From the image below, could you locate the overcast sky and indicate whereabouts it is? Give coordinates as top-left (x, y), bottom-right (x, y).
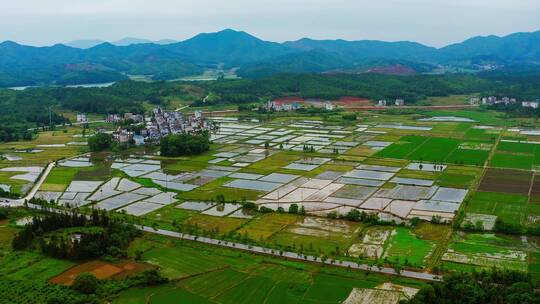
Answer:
top-left (2, 0), bottom-right (540, 47)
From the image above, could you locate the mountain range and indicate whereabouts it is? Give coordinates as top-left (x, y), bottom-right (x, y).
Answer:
top-left (65, 38), bottom-right (178, 49)
top-left (1, 28), bottom-right (540, 87)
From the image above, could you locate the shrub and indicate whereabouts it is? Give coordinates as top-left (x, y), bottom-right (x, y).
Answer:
top-left (72, 273), bottom-right (98, 294)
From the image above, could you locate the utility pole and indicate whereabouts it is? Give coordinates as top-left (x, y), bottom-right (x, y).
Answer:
top-left (48, 106), bottom-right (52, 130)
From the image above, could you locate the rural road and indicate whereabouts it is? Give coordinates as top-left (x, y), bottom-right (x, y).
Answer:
top-left (27, 120), bottom-right (106, 131)
top-left (140, 226), bottom-right (441, 282)
top-left (1, 162), bottom-right (440, 282)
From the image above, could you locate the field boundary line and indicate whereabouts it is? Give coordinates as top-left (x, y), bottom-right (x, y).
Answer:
top-left (174, 265), bottom-right (230, 283)
top-left (527, 173), bottom-right (535, 204)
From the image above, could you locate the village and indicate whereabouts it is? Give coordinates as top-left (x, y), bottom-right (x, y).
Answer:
top-left (470, 96), bottom-right (540, 108)
top-left (77, 108), bottom-right (213, 146)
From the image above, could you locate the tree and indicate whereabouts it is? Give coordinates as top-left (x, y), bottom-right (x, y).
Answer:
top-left (139, 269), bottom-right (168, 286)
top-left (160, 132), bottom-right (210, 157)
top-left (288, 203), bottom-right (299, 214)
top-left (72, 273), bottom-right (99, 294)
top-left (88, 133), bottom-right (113, 151)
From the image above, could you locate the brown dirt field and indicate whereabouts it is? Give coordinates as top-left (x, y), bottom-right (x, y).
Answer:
top-left (530, 175), bottom-right (540, 199)
top-left (336, 97), bottom-right (373, 108)
top-left (478, 168), bottom-right (532, 195)
top-left (50, 260), bottom-right (154, 285)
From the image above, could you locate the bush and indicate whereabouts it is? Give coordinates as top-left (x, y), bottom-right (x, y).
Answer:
top-left (139, 269), bottom-right (168, 286)
top-left (259, 206), bottom-right (274, 213)
top-left (288, 204), bottom-right (299, 214)
top-left (72, 273), bottom-right (98, 294)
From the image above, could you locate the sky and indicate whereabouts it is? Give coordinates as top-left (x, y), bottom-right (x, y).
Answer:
top-left (2, 0), bottom-right (540, 47)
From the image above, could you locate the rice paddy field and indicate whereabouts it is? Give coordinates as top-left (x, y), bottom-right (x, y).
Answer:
top-left (2, 108), bottom-right (540, 302)
top-left (113, 234), bottom-right (426, 304)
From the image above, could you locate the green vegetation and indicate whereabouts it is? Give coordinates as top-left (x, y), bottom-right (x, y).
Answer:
top-left (88, 133), bottom-right (114, 152)
top-left (12, 207), bottom-right (141, 260)
top-left (408, 270), bottom-right (540, 304)
top-left (160, 132), bottom-right (211, 157)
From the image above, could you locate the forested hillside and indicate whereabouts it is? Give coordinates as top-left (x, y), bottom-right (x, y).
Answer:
top-left (2, 72), bottom-right (540, 143)
top-left (2, 29), bottom-right (540, 86)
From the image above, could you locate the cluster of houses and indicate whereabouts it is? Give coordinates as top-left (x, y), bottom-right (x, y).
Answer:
top-left (76, 113), bottom-right (88, 123)
top-left (266, 97), bottom-right (335, 111)
top-left (110, 108), bottom-right (211, 146)
top-left (470, 96), bottom-right (539, 109)
top-left (265, 97), bottom-right (406, 112)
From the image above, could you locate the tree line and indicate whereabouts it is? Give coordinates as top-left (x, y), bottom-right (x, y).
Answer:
top-left (407, 269), bottom-right (540, 304)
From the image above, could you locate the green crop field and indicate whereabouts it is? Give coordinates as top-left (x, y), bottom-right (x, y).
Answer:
top-left (41, 167), bottom-right (79, 191)
top-left (446, 149), bottom-right (489, 166)
top-left (374, 135), bottom-right (427, 159)
top-left (491, 153), bottom-right (534, 170)
top-left (384, 227), bottom-right (435, 267)
top-left (466, 191), bottom-right (529, 225)
top-left (4, 105), bottom-right (540, 303)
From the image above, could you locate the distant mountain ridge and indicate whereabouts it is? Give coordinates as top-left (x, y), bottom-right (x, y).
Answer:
top-left (66, 37), bottom-right (178, 49)
top-left (1, 28), bottom-right (540, 86)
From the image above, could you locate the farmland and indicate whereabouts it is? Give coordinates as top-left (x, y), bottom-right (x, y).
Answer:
top-left (1, 106), bottom-right (540, 303)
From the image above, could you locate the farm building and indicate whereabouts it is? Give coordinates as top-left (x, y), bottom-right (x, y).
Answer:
top-left (267, 97), bottom-right (304, 111)
top-left (522, 101), bottom-right (539, 109)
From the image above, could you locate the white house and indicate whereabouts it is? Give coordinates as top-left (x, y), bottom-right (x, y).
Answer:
top-left (522, 101), bottom-right (539, 109)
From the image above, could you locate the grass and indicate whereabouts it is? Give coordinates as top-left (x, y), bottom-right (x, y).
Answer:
top-left (236, 213), bottom-right (300, 241)
top-left (416, 95), bottom-right (470, 106)
top-left (466, 192), bottom-right (529, 226)
top-left (150, 287), bottom-right (211, 303)
top-left (446, 149), bottom-right (489, 166)
top-left (437, 166), bottom-right (481, 189)
top-left (407, 137), bottom-right (460, 162)
top-left (181, 268), bottom-right (249, 298)
top-left (138, 244), bottom-right (229, 279)
top-left (243, 152), bottom-right (302, 175)
top-left (145, 205), bottom-right (194, 226)
top-left (185, 214), bottom-right (248, 235)
top-left (498, 141), bottom-right (536, 154)
top-left (270, 231), bottom-right (349, 257)
top-left (375, 135), bottom-right (427, 159)
top-left (0, 171), bottom-right (29, 194)
top-left (0, 127), bottom-right (86, 166)
top-left (529, 251), bottom-right (540, 280)
top-left (444, 232), bottom-right (529, 272)
top-left (384, 227), bottom-right (435, 268)
top-left (413, 222), bottom-right (451, 241)
top-left (123, 233), bottom-right (425, 303)
top-left (0, 251), bottom-right (75, 282)
top-left (217, 276), bottom-right (275, 304)
top-left (491, 153), bottom-right (534, 170)
top-left (40, 167), bottom-right (78, 191)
